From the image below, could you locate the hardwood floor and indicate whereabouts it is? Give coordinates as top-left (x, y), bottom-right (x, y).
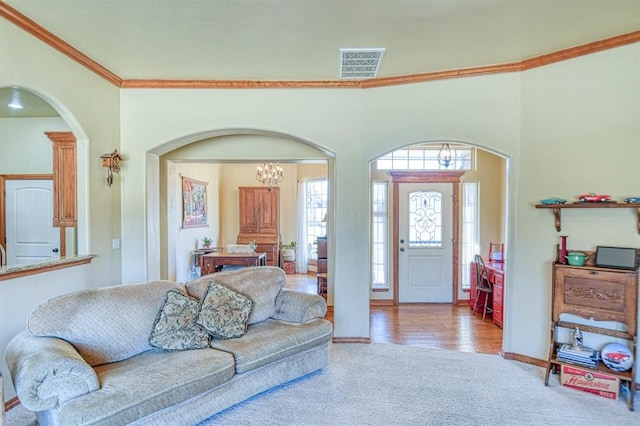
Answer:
top-left (285, 273), bottom-right (503, 355)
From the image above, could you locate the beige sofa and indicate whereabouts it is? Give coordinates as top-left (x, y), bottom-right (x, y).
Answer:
top-left (5, 267), bottom-right (332, 425)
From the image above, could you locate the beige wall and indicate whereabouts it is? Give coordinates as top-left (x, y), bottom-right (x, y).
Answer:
top-left (513, 44), bottom-right (640, 358)
top-left (0, 117), bottom-right (67, 172)
top-left (1, 19), bottom-right (121, 399)
top-left (462, 148), bottom-right (507, 256)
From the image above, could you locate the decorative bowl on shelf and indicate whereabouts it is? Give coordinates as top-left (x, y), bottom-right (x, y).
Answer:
top-left (601, 342), bottom-right (633, 372)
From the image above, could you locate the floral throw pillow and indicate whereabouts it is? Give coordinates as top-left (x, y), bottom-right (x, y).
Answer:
top-left (149, 289), bottom-right (210, 351)
top-left (197, 281), bottom-right (253, 339)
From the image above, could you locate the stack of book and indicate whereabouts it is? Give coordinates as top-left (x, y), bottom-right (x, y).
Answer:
top-left (557, 344), bottom-right (599, 369)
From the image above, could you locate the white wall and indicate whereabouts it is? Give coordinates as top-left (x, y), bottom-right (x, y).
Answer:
top-left (1, 19), bottom-right (121, 399)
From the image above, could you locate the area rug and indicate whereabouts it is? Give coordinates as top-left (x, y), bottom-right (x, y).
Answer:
top-left (6, 343), bottom-right (640, 425)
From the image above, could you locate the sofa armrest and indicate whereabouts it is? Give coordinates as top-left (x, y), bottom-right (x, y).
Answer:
top-left (272, 289), bottom-right (327, 323)
top-left (5, 331), bottom-right (100, 411)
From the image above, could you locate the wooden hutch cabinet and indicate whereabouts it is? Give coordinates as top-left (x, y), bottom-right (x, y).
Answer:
top-left (544, 262), bottom-right (638, 410)
top-left (236, 187), bottom-right (280, 266)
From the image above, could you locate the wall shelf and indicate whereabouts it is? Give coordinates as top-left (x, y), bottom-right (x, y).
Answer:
top-left (535, 203), bottom-right (640, 234)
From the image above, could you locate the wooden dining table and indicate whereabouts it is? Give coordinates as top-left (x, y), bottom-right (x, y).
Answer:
top-left (200, 251), bottom-right (267, 275)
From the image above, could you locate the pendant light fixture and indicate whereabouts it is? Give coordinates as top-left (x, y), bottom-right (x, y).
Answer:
top-left (437, 143), bottom-right (455, 169)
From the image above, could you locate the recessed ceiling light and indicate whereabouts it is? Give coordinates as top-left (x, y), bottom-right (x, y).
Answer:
top-left (8, 87), bottom-right (24, 109)
top-left (339, 48), bottom-right (385, 79)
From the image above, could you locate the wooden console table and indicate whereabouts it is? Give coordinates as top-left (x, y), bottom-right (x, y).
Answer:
top-left (200, 252), bottom-right (267, 276)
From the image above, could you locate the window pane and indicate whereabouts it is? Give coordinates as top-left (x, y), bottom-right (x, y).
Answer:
top-left (371, 181), bottom-right (388, 289)
top-left (408, 190), bottom-right (442, 248)
top-left (461, 182), bottom-right (479, 290)
top-left (376, 146), bottom-right (473, 171)
top-left (305, 179), bottom-right (328, 260)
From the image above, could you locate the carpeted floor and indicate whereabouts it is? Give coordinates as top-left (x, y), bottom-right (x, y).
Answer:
top-left (6, 343), bottom-right (640, 425)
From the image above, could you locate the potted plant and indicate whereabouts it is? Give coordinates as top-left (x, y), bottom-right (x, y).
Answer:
top-left (201, 237), bottom-right (212, 249)
top-left (281, 241), bottom-right (296, 262)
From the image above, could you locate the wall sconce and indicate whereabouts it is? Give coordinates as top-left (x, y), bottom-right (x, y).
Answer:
top-left (101, 149), bottom-right (123, 186)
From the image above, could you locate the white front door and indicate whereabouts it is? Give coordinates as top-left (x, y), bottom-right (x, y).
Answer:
top-left (398, 183), bottom-right (453, 303)
top-left (5, 179), bottom-right (61, 265)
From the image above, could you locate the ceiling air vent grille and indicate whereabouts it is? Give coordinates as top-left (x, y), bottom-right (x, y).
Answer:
top-left (339, 48), bottom-right (385, 79)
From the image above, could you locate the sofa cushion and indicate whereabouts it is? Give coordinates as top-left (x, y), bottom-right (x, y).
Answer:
top-left (197, 281), bottom-right (253, 339)
top-left (28, 280), bottom-right (183, 366)
top-left (49, 348), bottom-right (236, 425)
top-left (186, 266), bottom-right (286, 325)
top-left (149, 289), bottom-right (210, 351)
top-left (210, 318), bottom-right (333, 374)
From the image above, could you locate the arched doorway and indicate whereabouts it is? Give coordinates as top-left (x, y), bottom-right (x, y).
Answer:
top-left (144, 130), bottom-right (336, 298)
top-left (368, 142), bottom-right (509, 352)
top-left (0, 86), bottom-right (90, 263)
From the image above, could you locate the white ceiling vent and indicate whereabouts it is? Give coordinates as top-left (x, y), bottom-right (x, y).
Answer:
top-left (339, 48), bottom-right (385, 79)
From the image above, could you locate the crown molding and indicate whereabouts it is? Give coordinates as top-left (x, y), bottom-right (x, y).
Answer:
top-left (1, 1), bottom-right (638, 89)
top-left (0, 1), bottom-right (122, 87)
top-left (521, 30), bottom-right (640, 70)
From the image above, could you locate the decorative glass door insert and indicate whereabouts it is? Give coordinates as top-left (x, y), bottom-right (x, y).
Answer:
top-left (408, 190), bottom-right (443, 248)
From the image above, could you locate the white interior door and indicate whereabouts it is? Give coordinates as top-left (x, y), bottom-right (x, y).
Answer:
top-left (398, 183), bottom-right (453, 303)
top-left (5, 179), bottom-right (60, 265)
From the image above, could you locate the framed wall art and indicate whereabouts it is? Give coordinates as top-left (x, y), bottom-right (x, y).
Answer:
top-left (182, 176), bottom-right (208, 228)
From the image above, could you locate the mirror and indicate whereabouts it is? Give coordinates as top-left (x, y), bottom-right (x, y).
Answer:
top-left (0, 86), bottom-right (78, 266)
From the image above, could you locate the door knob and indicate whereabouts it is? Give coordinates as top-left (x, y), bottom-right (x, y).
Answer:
top-left (400, 247), bottom-right (405, 252)
top-left (52, 248), bottom-right (59, 253)
top-left (400, 239), bottom-right (405, 243)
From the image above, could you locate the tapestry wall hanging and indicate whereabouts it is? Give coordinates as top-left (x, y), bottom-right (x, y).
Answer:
top-left (182, 176), bottom-right (208, 228)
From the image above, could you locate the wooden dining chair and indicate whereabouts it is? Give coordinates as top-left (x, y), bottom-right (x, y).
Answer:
top-left (473, 254), bottom-right (494, 321)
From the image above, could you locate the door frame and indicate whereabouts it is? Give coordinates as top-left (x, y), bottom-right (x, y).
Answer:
top-left (390, 171), bottom-right (464, 306)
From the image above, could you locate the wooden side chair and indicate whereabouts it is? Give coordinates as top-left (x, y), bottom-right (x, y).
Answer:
top-left (473, 254), bottom-right (493, 321)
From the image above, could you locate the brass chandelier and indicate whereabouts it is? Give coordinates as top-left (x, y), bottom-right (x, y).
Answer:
top-left (256, 162), bottom-right (284, 191)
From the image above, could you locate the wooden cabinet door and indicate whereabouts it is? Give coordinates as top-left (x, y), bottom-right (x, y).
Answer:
top-left (256, 188), bottom-right (279, 234)
top-left (239, 187), bottom-right (279, 235)
top-left (47, 132), bottom-right (77, 227)
top-left (239, 188), bottom-right (260, 234)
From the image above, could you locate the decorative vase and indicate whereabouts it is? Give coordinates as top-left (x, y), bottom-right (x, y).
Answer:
top-left (282, 249), bottom-right (295, 262)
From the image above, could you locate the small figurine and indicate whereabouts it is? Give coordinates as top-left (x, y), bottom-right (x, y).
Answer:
top-left (572, 327), bottom-right (583, 348)
top-left (578, 193), bottom-right (611, 203)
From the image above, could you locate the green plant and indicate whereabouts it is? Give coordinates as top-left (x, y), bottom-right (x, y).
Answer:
top-left (201, 237), bottom-right (212, 247)
top-left (282, 241), bottom-right (297, 250)
top-left (249, 241), bottom-right (258, 252)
